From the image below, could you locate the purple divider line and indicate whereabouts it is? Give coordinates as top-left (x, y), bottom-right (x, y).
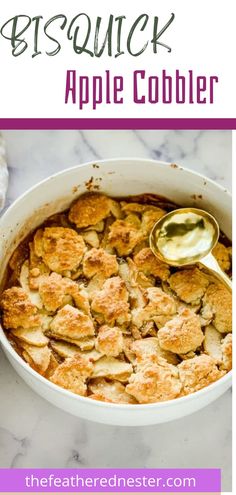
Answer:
top-left (0, 118), bottom-right (235, 130)
top-left (0, 468), bottom-right (221, 493)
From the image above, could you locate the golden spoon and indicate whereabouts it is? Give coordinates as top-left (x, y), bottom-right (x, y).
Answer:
top-left (150, 207), bottom-right (232, 291)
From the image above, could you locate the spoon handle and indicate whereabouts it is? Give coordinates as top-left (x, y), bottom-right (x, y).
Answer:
top-left (200, 253), bottom-right (232, 292)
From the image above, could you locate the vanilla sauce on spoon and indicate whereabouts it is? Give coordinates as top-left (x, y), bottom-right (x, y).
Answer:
top-left (150, 208), bottom-right (231, 290)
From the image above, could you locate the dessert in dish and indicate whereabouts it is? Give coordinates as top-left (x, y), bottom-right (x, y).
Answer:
top-left (0, 192), bottom-right (232, 404)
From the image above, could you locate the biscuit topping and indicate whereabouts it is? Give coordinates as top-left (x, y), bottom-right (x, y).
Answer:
top-left (168, 268), bottom-right (209, 305)
top-left (126, 360), bottom-right (182, 403)
top-left (212, 242), bottom-right (231, 272)
top-left (50, 304), bottom-right (94, 340)
top-left (69, 193), bottom-right (111, 228)
top-left (201, 283), bottom-right (232, 333)
top-left (51, 356), bottom-right (93, 396)
top-left (134, 248), bottom-right (170, 280)
top-left (158, 308), bottom-right (204, 354)
top-left (178, 354), bottom-right (225, 395)
top-left (0, 287), bottom-right (41, 329)
top-left (91, 276), bottom-right (130, 325)
top-left (0, 192), bottom-right (231, 404)
top-left (34, 227), bottom-right (85, 274)
top-left (108, 220), bottom-right (143, 256)
top-left (132, 287), bottom-right (177, 329)
top-left (83, 248), bottom-right (118, 278)
top-left (39, 272), bottom-right (90, 314)
top-left (95, 325), bottom-right (123, 357)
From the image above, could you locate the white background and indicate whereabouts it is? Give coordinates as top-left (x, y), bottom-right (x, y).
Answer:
top-left (0, 0), bottom-right (235, 118)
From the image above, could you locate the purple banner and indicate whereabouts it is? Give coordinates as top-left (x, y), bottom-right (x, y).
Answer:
top-left (0, 117), bottom-right (235, 129)
top-left (0, 468), bottom-right (221, 493)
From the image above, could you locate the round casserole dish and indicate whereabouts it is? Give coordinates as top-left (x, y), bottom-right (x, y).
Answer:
top-left (0, 158), bottom-right (232, 426)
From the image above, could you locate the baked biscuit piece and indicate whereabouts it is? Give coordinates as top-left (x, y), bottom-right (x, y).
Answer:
top-left (91, 276), bottom-right (130, 325)
top-left (50, 304), bottom-right (94, 340)
top-left (34, 227), bottom-right (85, 274)
top-left (69, 193), bottom-right (111, 228)
top-left (168, 268), bottom-right (209, 305)
top-left (0, 287), bottom-right (41, 329)
top-left (39, 273), bottom-right (71, 312)
top-left (178, 354), bottom-right (225, 395)
top-left (158, 308), bottom-right (204, 355)
top-left (95, 325), bottom-right (123, 357)
top-left (83, 248), bottom-right (118, 279)
top-left (39, 272), bottom-right (90, 314)
top-left (132, 287), bottom-right (177, 329)
top-left (221, 334), bottom-right (232, 371)
top-left (134, 248), bottom-right (170, 281)
top-left (126, 359), bottom-right (182, 403)
top-left (108, 220), bottom-right (143, 256)
top-left (212, 242), bottom-right (231, 272)
top-left (89, 378), bottom-right (136, 404)
top-left (201, 283), bottom-right (232, 333)
top-left (50, 355), bottom-right (93, 396)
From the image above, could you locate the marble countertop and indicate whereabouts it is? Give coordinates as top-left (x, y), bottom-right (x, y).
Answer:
top-left (0, 130), bottom-right (232, 490)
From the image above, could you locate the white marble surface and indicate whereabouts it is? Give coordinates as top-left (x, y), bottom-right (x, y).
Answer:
top-left (0, 130), bottom-right (232, 490)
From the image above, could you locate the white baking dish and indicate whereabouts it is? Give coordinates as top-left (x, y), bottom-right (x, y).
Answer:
top-left (0, 158), bottom-right (232, 426)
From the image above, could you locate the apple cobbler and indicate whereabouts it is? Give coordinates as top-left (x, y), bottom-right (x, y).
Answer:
top-left (0, 193), bottom-right (232, 404)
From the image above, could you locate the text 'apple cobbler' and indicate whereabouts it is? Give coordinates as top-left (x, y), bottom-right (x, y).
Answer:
top-left (0, 192), bottom-right (232, 404)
